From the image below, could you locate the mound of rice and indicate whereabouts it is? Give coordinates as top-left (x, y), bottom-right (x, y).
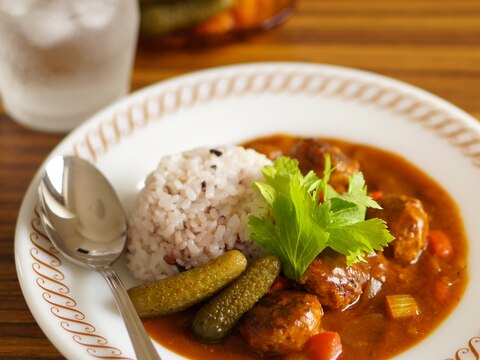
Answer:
top-left (127, 145), bottom-right (272, 282)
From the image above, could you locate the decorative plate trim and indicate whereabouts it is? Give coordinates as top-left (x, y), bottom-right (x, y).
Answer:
top-left (445, 336), bottom-right (480, 360)
top-left (70, 70), bottom-right (480, 167)
top-left (30, 206), bottom-right (133, 360)
top-left (27, 67), bottom-right (479, 358)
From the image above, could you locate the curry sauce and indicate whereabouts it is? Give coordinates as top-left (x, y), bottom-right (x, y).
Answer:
top-left (144, 135), bottom-right (468, 360)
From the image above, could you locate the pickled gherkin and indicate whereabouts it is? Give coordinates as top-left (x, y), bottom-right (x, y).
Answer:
top-left (140, 0), bottom-right (235, 35)
top-left (191, 255), bottom-right (281, 343)
top-left (128, 250), bottom-right (247, 318)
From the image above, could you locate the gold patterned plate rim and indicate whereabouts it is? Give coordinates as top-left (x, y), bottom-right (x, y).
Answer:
top-left (14, 62), bottom-right (480, 360)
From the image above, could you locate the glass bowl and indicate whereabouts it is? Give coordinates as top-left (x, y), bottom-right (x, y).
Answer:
top-left (139, 0), bottom-right (296, 48)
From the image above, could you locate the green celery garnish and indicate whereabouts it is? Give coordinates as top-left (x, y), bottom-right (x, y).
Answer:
top-left (248, 156), bottom-right (394, 281)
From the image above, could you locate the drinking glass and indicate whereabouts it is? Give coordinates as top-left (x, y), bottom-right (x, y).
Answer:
top-left (0, 0), bottom-right (139, 133)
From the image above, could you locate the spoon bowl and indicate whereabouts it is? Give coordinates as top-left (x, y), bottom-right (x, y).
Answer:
top-left (39, 156), bottom-right (126, 268)
top-left (38, 155), bottom-right (160, 360)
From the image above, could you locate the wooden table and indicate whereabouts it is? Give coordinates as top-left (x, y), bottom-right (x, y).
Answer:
top-left (1, 0), bottom-right (479, 358)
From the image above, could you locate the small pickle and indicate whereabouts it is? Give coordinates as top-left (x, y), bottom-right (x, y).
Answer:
top-left (128, 250), bottom-right (247, 318)
top-left (140, 0), bottom-right (235, 35)
top-left (191, 254), bottom-right (281, 343)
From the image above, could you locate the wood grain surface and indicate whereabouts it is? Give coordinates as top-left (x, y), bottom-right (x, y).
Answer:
top-left (0, 0), bottom-right (479, 358)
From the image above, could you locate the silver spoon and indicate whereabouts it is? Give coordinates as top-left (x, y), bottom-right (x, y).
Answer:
top-left (38, 155), bottom-right (160, 360)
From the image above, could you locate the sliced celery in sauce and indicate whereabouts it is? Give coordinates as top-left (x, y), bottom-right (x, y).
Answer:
top-left (386, 294), bottom-right (419, 319)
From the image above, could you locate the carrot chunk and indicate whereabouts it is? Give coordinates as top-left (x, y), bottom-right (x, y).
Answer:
top-left (368, 191), bottom-right (384, 200)
top-left (428, 230), bottom-right (453, 259)
top-left (303, 332), bottom-right (342, 360)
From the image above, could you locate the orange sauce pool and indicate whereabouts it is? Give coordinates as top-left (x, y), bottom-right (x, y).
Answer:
top-left (144, 135), bottom-right (468, 360)
top-left (144, 310), bottom-right (267, 360)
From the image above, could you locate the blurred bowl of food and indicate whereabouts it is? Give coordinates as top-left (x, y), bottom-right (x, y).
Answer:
top-left (139, 0), bottom-right (296, 47)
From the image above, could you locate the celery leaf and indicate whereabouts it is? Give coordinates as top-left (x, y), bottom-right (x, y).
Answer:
top-left (248, 156), bottom-right (394, 281)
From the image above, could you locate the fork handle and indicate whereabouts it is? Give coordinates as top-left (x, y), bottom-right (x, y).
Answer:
top-left (101, 266), bottom-right (161, 360)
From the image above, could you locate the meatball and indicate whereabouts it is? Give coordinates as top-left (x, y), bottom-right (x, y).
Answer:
top-left (299, 251), bottom-right (370, 310)
top-left (239, 291), bottom-right (323, 354)
top-left (367, 194), bottom-right (429, 264)
top-left (290, 138), bottom-right (360, 193)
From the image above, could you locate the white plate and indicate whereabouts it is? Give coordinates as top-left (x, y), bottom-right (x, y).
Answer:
top-left (15, 62), bottom-right (480, 360)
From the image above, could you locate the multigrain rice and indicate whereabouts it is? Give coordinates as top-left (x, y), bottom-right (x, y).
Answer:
top-left (127, 146), bottom-right (272, 282)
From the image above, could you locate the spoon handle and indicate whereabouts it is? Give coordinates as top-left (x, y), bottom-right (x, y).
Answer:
top-left (101, 266), bottom-right (161, 360)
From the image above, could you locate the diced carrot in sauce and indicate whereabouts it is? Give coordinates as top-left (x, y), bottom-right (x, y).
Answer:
top-left (428, 230), bottom-right (453, 259)
top-left (303, 332), bottom-right (342, 360)
top-left (193, 11), bottom-right (236, 35)
top-left (368, 191), bottom-right (384, 200)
